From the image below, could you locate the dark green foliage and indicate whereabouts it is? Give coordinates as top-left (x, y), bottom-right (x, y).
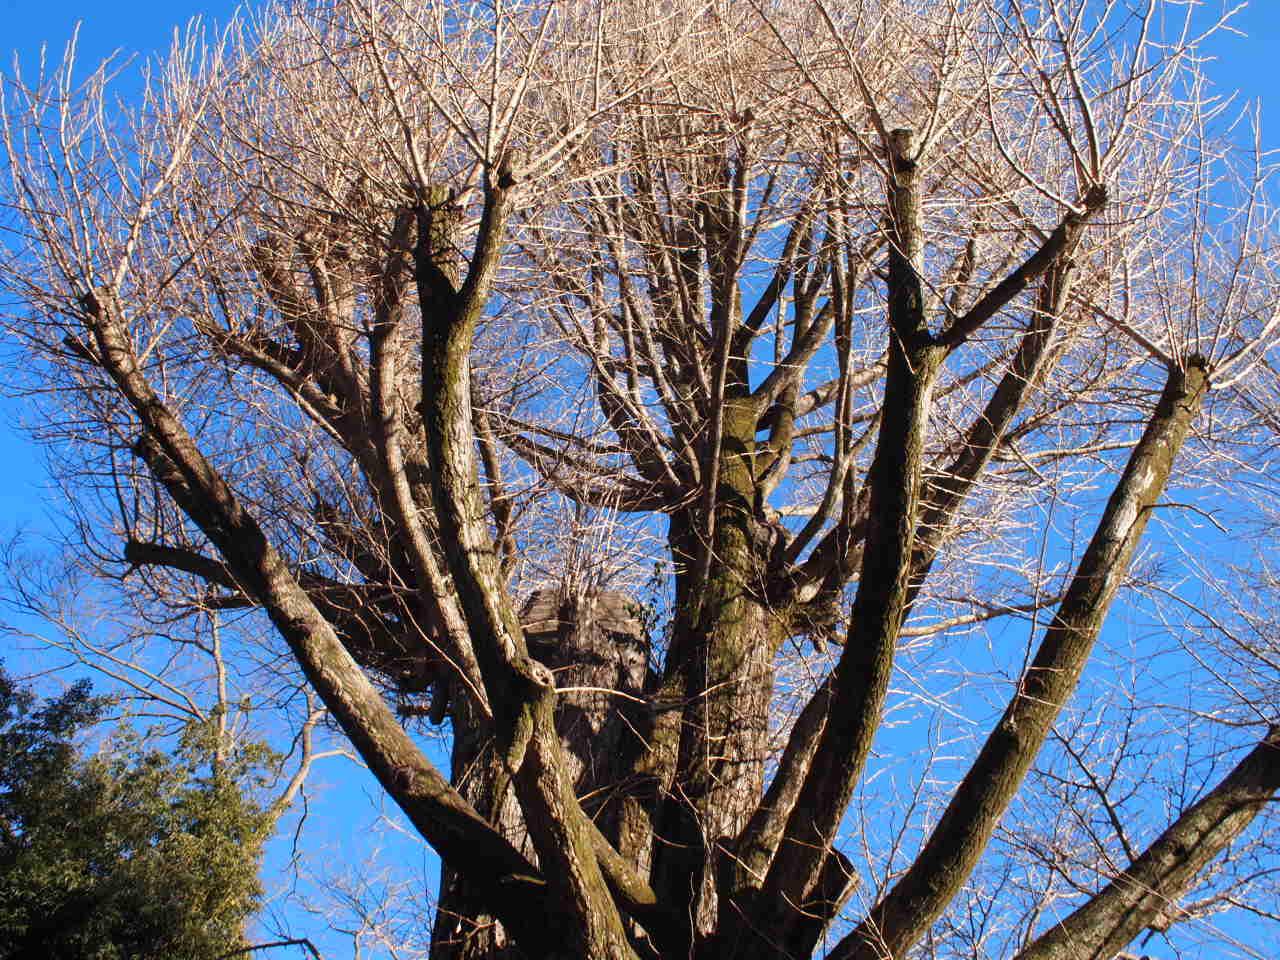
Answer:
top-left (0, 666), bottom-right (274, 960)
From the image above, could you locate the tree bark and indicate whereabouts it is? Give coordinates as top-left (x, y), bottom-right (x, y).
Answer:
top-left (80, 289), bottom-right (573, 957)
top-left (1015, 725), bottom-right (1280, 960)
top-left (750, 130), bottom-right (944, 952)
top-left (830, 358), bottom-right (1210, 960)
top-left (648, 441), bottom-right (788, 941)
top-left (415, 167), bottom-right (638, 959)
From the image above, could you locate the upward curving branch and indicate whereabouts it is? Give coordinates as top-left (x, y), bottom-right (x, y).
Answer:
top-left (78, 287), bottom-right (568, 956)
top-left (831, 357), bottom-right (1211, 960)
top-left (415, 167), bottom-right (639, 959)
top-left (752, 128), bottom-right (947, 951)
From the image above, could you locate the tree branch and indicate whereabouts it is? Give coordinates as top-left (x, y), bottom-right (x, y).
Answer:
top-left (750, 129), bottom-right (945, 948)
top-left (78, 287), bottom-right (568, 956)
top-left (938, 185), bottom-right (1105, 349)
top-left (831, 358), bottom-right (1210, 960)
top-left (1015, 725), bottom-right (1280, 960)
top-left (415, 170), bottom-right (638, 958)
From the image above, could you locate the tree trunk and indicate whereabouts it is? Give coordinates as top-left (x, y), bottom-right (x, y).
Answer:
top-left (431, 590), bottom-right (647, 960)
top-left (649, 488), bottom-right (787, 939)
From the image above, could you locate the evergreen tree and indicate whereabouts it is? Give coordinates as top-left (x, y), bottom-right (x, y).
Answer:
top-left (0, 666), bottom-right (273, 960)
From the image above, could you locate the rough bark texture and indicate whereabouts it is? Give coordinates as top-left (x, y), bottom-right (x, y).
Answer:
top-left (416, 170), bottom-right (639, 959)
top-left (82, 291), bottom-right (574, 957)
top-left (1015, 725), bottom-right (1280, 960)
top-left (524, 590), bottom-right (649, 843)
top-left (430, 692), bottom-right (525, 960)
top-left (432, 590), bottom-right (647, 960)
top-left (751, 131), bottom-right (944, 955)
top-left (830, 359), bottom-right (1211, 960)
top-left (648, 436), bottom-right (789, 941)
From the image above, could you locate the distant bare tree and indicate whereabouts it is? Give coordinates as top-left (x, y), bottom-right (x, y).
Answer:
top-left (2, 0), bottom-right (1278, 958)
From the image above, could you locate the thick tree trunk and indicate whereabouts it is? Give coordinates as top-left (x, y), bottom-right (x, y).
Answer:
top-left (648, 473), bottom-right (788, 940)
top-left (430, 590), bottom-right (647, 960)
top-left (430, 693), bottom-right (525, 960)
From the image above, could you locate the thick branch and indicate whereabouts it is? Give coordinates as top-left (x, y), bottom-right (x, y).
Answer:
top-left (415, 173), bottom-right (637, 958)
top-left (80, 288), bottom-right (565, 956)
top-left (908, 263), bottom-right (1076, 602)
top-left (752, 128), bottom-right (944, 936)
top-left (831, 358), bottom-right (1210, 960)
top-left (730, 675), bottom-right (833, 893)
top-left (124, 538), bottom-right (239, 591)
top-left (938, 186), bottom-right (1105, 348)
top-left (1015, 725), bottom-right (1280, 960)
top-left (369, 204), bottom-right (488, 716)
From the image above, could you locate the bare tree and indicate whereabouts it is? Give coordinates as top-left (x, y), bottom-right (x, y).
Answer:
top-left (1, 0), bottom-right (1278, 958)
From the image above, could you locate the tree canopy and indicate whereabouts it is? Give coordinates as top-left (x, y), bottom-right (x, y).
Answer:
top-left (1, 0), bottom-right (1278, 957)
top-left (0, 666), bottom-right (273, 960)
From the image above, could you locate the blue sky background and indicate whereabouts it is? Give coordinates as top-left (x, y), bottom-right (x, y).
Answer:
top-left (1, 1), bottom-right (1279, 957)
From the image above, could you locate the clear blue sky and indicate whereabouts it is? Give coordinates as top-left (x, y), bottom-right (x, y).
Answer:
top-left (1, 1), bottom-right (1278, 957)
